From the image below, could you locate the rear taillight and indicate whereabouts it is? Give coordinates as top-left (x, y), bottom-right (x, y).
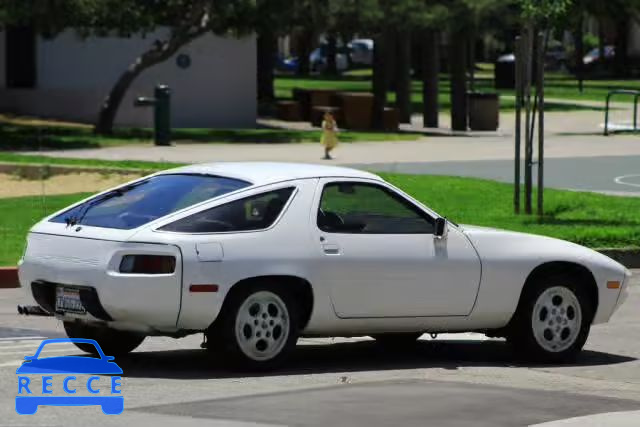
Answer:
top-left (119, 255), bottom-right (176, 274)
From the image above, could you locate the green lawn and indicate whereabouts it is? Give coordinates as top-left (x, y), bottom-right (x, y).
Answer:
top-left (2, 173), bottom-right (639, 266)
top-left (275, 72), bottom-right (638, 112)
top-left (0, 152), bottom-right (184, 171)
top-left (0, 115), bottom-right (422, 151)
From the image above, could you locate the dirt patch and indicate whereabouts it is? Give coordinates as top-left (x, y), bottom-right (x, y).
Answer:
top-left (0, 172), bottom-right (142, 198)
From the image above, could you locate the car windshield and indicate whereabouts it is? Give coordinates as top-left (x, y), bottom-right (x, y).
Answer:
top-left (50, 174), bottom-right (251, 230)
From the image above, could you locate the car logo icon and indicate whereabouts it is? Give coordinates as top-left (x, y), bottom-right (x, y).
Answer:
top-left (16, 338), bottom-right (123, 415)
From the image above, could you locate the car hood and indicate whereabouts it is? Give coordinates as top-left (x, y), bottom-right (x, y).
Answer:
top-left (459, 224), bottom-right (626, 271)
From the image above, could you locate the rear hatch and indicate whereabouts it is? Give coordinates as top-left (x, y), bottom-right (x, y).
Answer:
top-left (20, 226), bottom-right (183, 330)
top-left (18, 172), bottom-right (253, 330)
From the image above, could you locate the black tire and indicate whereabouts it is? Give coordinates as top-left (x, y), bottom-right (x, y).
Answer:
top-left (63, 321), bottom-right (145, 356)
top-left (371, 333), bottom-right (422, 347)
top-left (207, 282), bottom-right (300, 371)
top-left (507, 273), bottom-right (594, 363)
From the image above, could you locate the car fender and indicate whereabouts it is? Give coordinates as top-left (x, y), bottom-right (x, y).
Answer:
top-left (462, 225), bottom-right (627, 327)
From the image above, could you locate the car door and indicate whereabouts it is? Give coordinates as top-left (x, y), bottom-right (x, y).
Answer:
top-left (312, 179), bottom-right (481, 318)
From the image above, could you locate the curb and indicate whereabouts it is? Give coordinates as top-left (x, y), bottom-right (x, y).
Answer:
top-left (597, 248), bottom-right (640, 269)
top-left (0, 267), bottom-right (19, 289)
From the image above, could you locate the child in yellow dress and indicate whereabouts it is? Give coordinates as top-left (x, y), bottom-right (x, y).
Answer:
top-left (321, 112), bottom-right (338, 160)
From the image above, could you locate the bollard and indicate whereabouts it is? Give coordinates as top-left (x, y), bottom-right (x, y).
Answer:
top-left (134, 84), bottom-right (172, 146)
top-left (154, 85), bottom-right (171, 146)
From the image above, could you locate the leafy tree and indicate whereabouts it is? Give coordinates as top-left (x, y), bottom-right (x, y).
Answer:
top-left (1, 0), bottom-right (254, 135)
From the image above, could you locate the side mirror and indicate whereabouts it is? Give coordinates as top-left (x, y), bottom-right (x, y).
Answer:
top-left (434, 217), bottom-right (448, 239)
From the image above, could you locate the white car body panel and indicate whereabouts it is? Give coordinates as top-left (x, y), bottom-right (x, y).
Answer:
top-left (18, 162), bottom-right (630, 338)
top-left (308, 178), bottom-right (481, 318)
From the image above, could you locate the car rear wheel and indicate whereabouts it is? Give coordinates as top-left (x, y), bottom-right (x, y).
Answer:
top-left (63, 321), bottom-right (145, 356)
top-left (507, 273), bottom-right (593, 363)
top-left (371, 333), bottom-right (422, 347)
top-left (207, 283), bottom-right (300, 370)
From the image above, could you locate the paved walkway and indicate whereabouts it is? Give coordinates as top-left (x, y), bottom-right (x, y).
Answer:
top-left (23, 109), bottom-right (640, 166)
top-left (24, 132), bottom-right (640, 166)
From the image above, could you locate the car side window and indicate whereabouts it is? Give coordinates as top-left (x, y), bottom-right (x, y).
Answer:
top-left (160, 187), bottom-right (295, 233)
top-left (318, 182), bottom-right (434, 234)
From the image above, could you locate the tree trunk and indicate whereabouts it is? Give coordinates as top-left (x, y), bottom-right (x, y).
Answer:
top-left (573, 14), bottom-right (584, 92)
top-left (449, 30), bottom-right (468, 131)
top-left (468, 26), bottom-right (476, 92)
top-left (422, 29), bottom-right (439, 128)
top-left (94, 29), bottom-right (206, 135)
top-left (257, 30), bottom-right (277, 102)
top-left (372, 30), bottom-right (390, 129)
top-left (325, 33), bottom-right (337, 75)
top-left (614, 16), bottom-right (629, 77)
top-left (598, 18), bottom-right (605, 73)
top-left (395, 29), bottom-right (412, 124)
top-left (297, 29), bottom-right (312, 75)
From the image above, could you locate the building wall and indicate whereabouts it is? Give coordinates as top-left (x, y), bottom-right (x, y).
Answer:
top-left (0, 29), bottom-right (256, 128)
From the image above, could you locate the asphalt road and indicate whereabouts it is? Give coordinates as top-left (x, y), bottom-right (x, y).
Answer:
top-left (0, 274), bottom-right (638, 427)
top-left (359, 155), bottom-right (640, 196)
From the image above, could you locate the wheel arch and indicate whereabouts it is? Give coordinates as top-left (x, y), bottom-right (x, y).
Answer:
top-left (513, 261), bottom-right (599, 324)
top-left (216, 275), bottom-right (315, 330)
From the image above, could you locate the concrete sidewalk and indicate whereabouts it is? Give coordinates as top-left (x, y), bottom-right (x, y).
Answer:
top-left (20, 109), bottom-right (640, 166)
top-left (23, 132), bottom-right (640, 166)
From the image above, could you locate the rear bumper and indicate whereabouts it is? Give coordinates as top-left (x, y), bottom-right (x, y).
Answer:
top-left (31, 281), bottom-right (113, 321)
top-left (19, 233), bottom-right (183, 331)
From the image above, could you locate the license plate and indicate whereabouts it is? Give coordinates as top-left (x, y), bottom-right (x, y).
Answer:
top-left (55, 287), bottom-right (86, 314)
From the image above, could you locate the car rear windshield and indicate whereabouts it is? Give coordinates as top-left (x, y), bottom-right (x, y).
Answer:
top-left (50, 174), bottom-right (251, 230)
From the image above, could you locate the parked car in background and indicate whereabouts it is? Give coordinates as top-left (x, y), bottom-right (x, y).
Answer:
top-left (310, 44), bottom-right (349, 72)
top-left (348, 38), bottom-right (374, 66)
top-left (545, 43), bottom-right (568, 71)
top-left (18, 163), bottom-right (630, 370)
top-left (583, 45), bottom-right (615, 70)
top-left (275, 55), bottom-right (299, 73)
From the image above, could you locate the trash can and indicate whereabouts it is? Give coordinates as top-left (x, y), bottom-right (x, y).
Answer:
top-left (494, 53), bottom-right (515, 89)
top-left (468, 92), bottom-right (499, 131)
top-left (339, 92), bottom-right (375, 130)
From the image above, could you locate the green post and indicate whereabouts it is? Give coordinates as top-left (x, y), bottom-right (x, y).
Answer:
top-left (154, 85), bottom-right (171, 146)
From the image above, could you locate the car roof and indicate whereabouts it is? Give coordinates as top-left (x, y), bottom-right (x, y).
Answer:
top-left (159, 162), bottom-right (382, 185)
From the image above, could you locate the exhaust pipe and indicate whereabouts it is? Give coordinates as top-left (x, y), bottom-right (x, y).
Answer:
top-left (17, 305), bottom-right (53, 317)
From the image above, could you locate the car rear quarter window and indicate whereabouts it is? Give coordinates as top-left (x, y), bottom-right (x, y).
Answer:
top-left (159, 187), bottom-right (295, 233)
top-left (318, 182), bottom-right (434, 234)
top-left (50, 174), bottom-right (251, 230)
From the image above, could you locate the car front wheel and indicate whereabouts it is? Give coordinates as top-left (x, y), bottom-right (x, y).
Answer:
top-left (63, 321), bottom-right (145, 356)
top-left (508, 274), bottom-right (593, 363)
top-left (208, 283), bottom-right (300, 370)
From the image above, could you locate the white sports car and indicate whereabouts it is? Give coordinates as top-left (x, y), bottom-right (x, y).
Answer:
top-left (18, 162), bottom-right (630, 369)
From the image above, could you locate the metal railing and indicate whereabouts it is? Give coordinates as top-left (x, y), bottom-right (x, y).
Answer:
top-left (604, 89), bottom-right (640, 135)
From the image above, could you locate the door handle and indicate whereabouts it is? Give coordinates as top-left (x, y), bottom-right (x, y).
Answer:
top-left (322, 243), bottom-right (341, 255)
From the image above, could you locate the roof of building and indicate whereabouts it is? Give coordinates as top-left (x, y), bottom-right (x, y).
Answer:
top-left (161, 162), bottom-right (381, 185)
